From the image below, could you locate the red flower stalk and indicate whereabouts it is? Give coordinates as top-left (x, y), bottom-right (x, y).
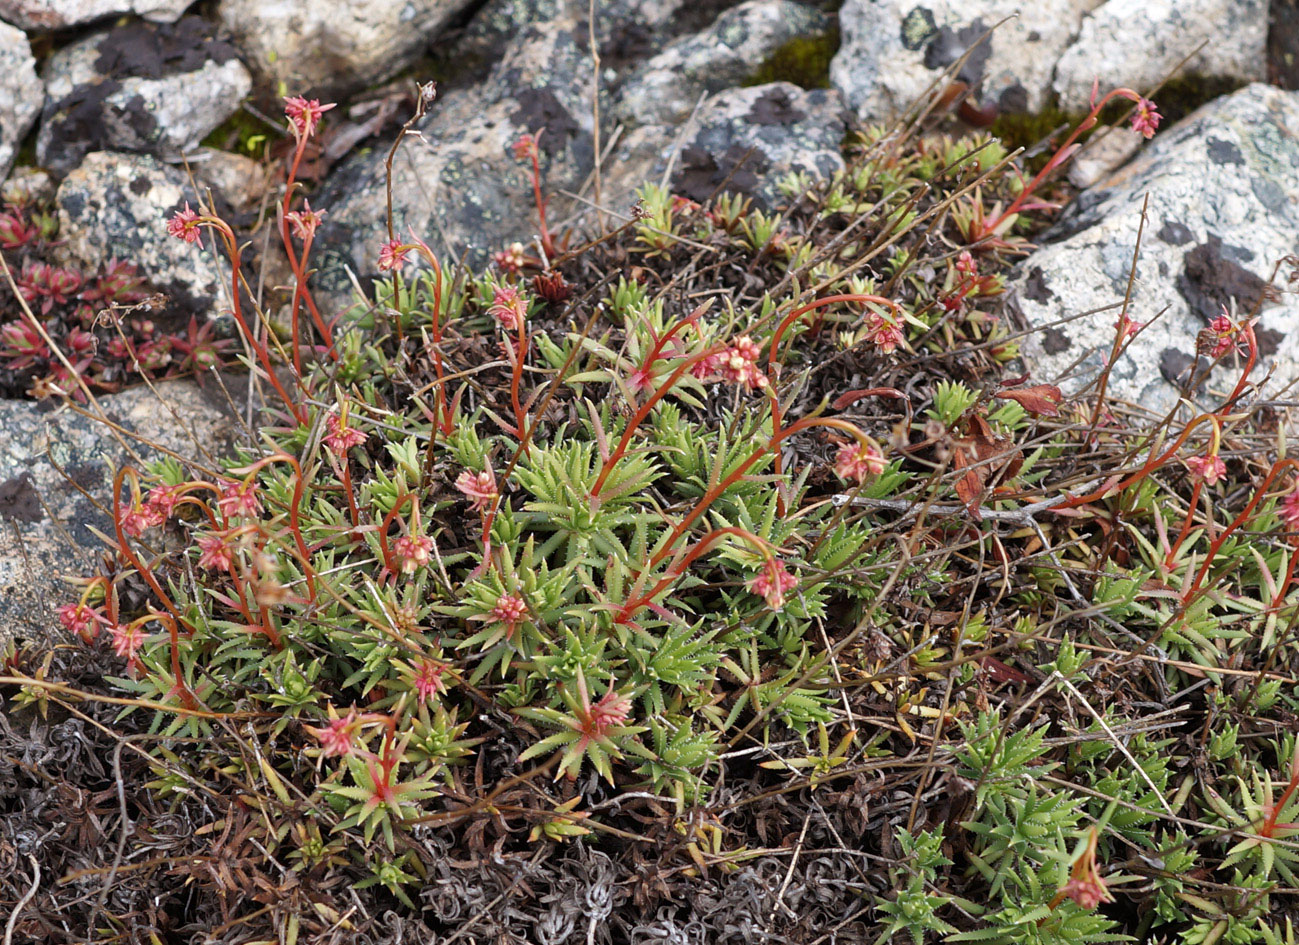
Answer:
top-left (1049, 828), bottom-right (1113, 912)
top-left (513, 129), bottom-right (556, 259)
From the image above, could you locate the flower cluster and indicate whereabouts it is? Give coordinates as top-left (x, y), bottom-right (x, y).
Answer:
top-left (834, 440), bottom-right (886, 484)
top-left (717, 336), bottom-right (768, 391)
top-left (488, 285), bottom-right (529, 331)
top-left (748, 558), bottom-right (799, 610)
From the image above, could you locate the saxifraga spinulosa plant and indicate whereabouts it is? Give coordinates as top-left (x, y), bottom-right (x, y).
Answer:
top-left (22, 76), bottom-right (1299, 938)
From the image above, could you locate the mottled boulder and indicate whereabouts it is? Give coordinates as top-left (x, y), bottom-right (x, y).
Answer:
top-left (613, 0), bottom-right (831, 126)
top-left (1053, 0), bottom-right (1268, 109)
top-left (1006, 84), bottom-right (1299, 415)
top-left (188, 147), bottom-right (269, 214)
top-left (453, 0), bottom-right (691, 90)
top-left (36, 17), bottom-right (250, 176)
top-left (313, 20), bottom-right (595, 298)
top-left (217, 0), bottom-right (476, 98)
top-left (831, 0), bottom-right (1098, 120)
top-left (606, 83), bottom-right (847, 210)
top-left (0, 380), bottom-right (236, 646)
top-left (56, 151), bottom-right (224, 313)
top-left (0, 20), bottom-right (42, 183)
top-left (0, 0), bottom-right (191, 30)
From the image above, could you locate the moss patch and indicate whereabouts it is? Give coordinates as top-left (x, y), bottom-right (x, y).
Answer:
top-left (201, 107), bottom-right (278, 156)
top-left (746, 27), bottom-right (840, 90)
top-left (990, 73), bottom-right (1246, 174)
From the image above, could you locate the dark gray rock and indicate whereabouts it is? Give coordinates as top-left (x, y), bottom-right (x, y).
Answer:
top-left (36, 17), bottom-right (250, 176)
top-left (0, 380), bottom-right (236, 646)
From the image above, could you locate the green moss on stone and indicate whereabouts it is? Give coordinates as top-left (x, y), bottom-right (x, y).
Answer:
top-left (746, 27), bottom-right (840, 90)
top-left (990, 74), bottom-right (1246, 174)
top-left (201, 108), bottom-right (277, 156)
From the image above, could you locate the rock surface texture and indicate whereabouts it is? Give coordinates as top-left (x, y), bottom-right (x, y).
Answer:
top-left (314, 19), bottom-right (595, 293)
top-left (1006, 84), bottom-right (1299, 415)
top-left (831, 0), bottom-right (1100, 120)
top-left (0, 20), bottom-right (43, 183)
top-left (831, 0), bottom-right (1270, 122)
top-left (217, 0), bottom-right (476, 98)
top-left (0, 381), bottom-right (235, 646)
top-left (36, 17), bottom-right (250, 175)
top-left (613, 0), bottom-right (831, 126)
top-left (608, 82), bottom-right (847, 209)
top-left (1052, 0), bottom-right (1269, 109)
top-left (0, 0), bottom-right (192, 30)
top-left (55, 151), bottom-right (224, 313)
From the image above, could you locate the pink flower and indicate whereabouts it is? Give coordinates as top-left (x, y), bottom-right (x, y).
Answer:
top-left (492, 241), bottom-right (527, 275)
top-left (512, 133), bottom-right (538, 162)
top-left (834, 440), bottom-right (886, 483)
top-left (1185, 453), bottom-right (1226, 485)
top-left (377, 239), bottom-right (410, 272)
top-left (218, 479), bottom-right (261, 519)
top-left (58, 602), bottom-right (101, 643)
top-left (1057, 828), bottom-right (1113, 911)
top-left (324, 411), bottom-right (367, 454)
top-left (748, 558), bottom-right (798, 610)
top-left (109, 622), bottom-right (146, 662)
top-left (145, 484), bottom-right (183, 520)
top-left (719, 336), bottom-right (768, 391)
top-left (166, 202), bottom-right (203, 246)
top-left (283, 96), bottom-right (335, 139)
top-left (1210, 313), bottom-right (1234, 335)
top-left (490, 593), bottom-right (528, 634)
top-left (1281, 485), bottom-right (1299, 530)
top-left (392, 534), bottom-right (433, 574)
top-left (196, 532), bottom-right (235, 572)
top-left (488, 285), bottom-right (529, 331)
top-left (413, 660), bottom-right (447, 703)
top-left (120, 501), bottom-right (162, 538)
top-left (585, 686), bottom-right (633, 738)
top-left (284, 200), bottom-right (326, 241)
top-left (1116, 312), bottom-right (1144, 340)
top-left (865, 312), bottom-right (904, 354)
top-left (305, 708), bottom-right (363, 758)
top-left (455, 468), bottom-right (499, 512)
top-left (1130, 98), bottom-right (1160, 139)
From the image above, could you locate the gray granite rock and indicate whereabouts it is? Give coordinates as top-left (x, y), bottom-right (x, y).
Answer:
top-left (831, 0), bottom-right (1099, 121)
top-left (606, 82), bottom-right (847, 211)
top-left (313, 19), bottom-right (595, 297)
top-left (455, 0), bottom-right (691, 87)
top-left (0, 20), bottom-right (42, 183)
top-left (0, 380), bottom-right (236, 646)
top-left (0, 167), bottom-right (53, 206)
top-left (613, 0), bottom-right (831, 126)
top-left (0, 0), bottom-right (191, 30)
top-left (217, 0), bottom-right (475, 98)
top-left (188, 147), bottom-right (269, 214)
top-left (1053, 0), bottom-right (1268, 110)
top-left (36, 18), bottom-right (250, 177)
top-left (55, 151), bottom-right (224, 313)
top-left (1006, 84), bottom-right (1299, 416)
